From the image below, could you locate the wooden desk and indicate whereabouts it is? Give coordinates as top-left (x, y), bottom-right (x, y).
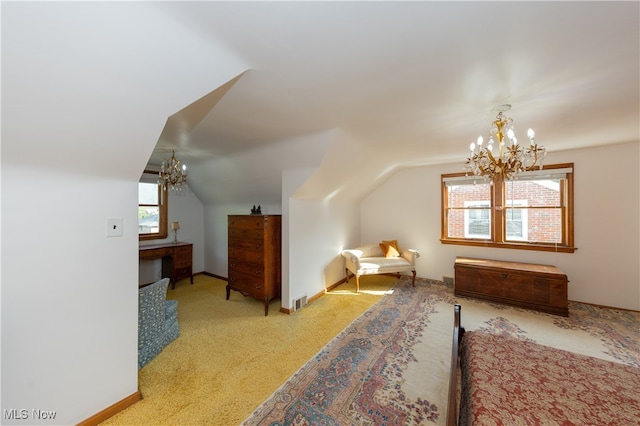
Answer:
top-left (454, 257), bottom-right (568, 316)
top-left (139, 242), bottom-right (193, 289)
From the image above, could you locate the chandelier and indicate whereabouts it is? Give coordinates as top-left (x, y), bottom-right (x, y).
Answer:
top-left (465, 105), bottom-right (546, 183)
top-left (158, 151), bottom-right (187, 191)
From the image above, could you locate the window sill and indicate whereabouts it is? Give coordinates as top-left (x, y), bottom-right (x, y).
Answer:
top-left (440, 239), bottom-right (576, 253)
top-left (139, 232), bottom-right (168, 242)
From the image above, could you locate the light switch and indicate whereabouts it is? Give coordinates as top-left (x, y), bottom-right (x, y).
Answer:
top-left (107, 217), bottom-right (123, 237)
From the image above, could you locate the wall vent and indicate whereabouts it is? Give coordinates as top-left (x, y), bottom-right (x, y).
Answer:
top-left (443, 276), bottom-right (455, 286)
top-left (293, 296), bottom-right (308, 312)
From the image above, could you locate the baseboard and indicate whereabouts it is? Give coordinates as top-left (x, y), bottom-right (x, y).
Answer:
top-left (77, 390), bottom-right (142, 426)
top-left (572, 299), bottom-right (640, 313)
top-left (279, 276), bottom-right (350, 314)
top-left (202, 271), bottom-right (228, 281)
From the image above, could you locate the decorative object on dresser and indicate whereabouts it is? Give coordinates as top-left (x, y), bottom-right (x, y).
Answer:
top-left (171, 221), bottom-right (180, 243)
top-left (139, 242), bottom-right (193, 289)
top-left (454, 257), bottom-right (568, 316)
top-left (138, 277), bottom-right (179, 369)
top-left (227, 215), bottom-right (282, 316)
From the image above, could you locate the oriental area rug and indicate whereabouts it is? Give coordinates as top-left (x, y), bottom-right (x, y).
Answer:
top-left (242, 276), bottom-right (640, 426)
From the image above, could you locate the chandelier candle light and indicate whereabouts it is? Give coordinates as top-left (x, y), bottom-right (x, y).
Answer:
top-left (465, 105), bottom-right (546, 183)
top-left (159, 151), bottom-right (188, 191)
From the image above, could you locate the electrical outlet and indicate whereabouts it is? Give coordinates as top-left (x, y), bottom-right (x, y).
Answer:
top-left (106, 217), bottom-right (123, 237)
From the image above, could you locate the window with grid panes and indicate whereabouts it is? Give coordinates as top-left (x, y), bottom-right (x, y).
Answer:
top-left (139, 171), bottom-right (168, 241)
top-left (441, 163), bottom-right (575, 253)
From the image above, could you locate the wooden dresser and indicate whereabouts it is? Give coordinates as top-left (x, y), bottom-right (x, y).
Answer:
top-left (454, 257), bottom-right (568, 316)
top-left (139, 242), bottom-right (193, 289)
top-left (227, 215), bottom-right (282, 316)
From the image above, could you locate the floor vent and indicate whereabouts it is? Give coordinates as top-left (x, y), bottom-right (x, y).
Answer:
top-left (443, 276), bottom-right (455, 286)
top-left (293, 296), bottom-right (308, 312)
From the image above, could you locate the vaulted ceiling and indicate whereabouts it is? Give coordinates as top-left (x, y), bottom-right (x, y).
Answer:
top-left (147, 1), bottom-right (639, 205)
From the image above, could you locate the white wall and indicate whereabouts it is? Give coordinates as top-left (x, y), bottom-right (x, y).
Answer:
top-left (361, 141), bottom-right (640, 310)
top-left (282, 168), bottom-right (318, 308)
top-left (286, 197), bottom-right (360, 308)
top-left (280, 165), bottom-right (361, 309)
top-left (2, 168), bottom-right (140, 424)
top-left (1, 2), bottom-right (247, 424)
top-left (139, 186), bottom-right (206, 285)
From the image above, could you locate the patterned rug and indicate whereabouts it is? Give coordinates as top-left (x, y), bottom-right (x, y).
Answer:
top-left (242, 277), bottom-right (640, 426)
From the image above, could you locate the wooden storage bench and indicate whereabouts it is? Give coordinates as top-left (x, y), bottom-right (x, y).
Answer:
top-left (454, 257), bottom-right (568, 316)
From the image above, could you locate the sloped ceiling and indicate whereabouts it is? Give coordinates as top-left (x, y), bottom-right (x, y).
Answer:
top-left (148, 1), bottom-right (639, 205)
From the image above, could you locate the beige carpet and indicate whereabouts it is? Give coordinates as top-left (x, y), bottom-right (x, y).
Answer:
top-left (101, 274), bottom-right (398, 425)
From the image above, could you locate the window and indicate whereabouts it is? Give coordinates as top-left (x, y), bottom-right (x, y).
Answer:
top-left (441, 163), bottom-right (575, 252)
top-left (505, 199), bottom-right (528, 241)
top-left (464, 201), bottom-right (490, 239)
top-left (139, 171), bottom-right (167, 241)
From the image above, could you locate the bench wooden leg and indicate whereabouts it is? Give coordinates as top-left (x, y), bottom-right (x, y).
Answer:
top-left (345, 268), bottom-right (350, 283)
top-left (411, 270), bottom-right (416, 287)
top-left (355, 275), bottom-right (360, 293)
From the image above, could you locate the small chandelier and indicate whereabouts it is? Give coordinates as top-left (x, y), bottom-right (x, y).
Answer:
top-left (158, 151), bottom-right (187, 191)
top-left (465, 105), bottom-right (546, 183)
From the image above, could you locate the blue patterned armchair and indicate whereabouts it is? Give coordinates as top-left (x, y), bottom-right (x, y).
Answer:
top-left (138, 277), bottom-right (179, 369)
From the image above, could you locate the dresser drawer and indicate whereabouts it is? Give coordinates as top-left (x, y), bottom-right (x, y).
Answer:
top-left (229, 247), bottom-right (263, 263)
top-left (229, 227), bottom-right (264, 240)
top-left (228, 272), bottom-right (265, 296)
top-left (173, 246), bottom-right (192, 268)
top-left (229, 238), bottom-right (263, 251)
top-left (174, 266), bottom-right (192, 281)
top-left (229, 216), bottom-right (266, 230)
top-left (139, 246), bottom-right (173, 260)
top-left (229, 261), bottom-right (264, 277)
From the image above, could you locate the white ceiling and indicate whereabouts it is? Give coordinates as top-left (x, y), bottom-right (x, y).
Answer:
top-left (147, 1), bottom-right (639, 204)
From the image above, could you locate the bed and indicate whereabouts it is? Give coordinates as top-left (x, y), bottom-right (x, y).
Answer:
top-left (447, 304), bottom-right (640, 425)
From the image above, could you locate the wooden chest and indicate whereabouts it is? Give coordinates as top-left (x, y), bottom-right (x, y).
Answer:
top-left (454, 257), bottom-right (568, 316)
top-left (227, 215), bottom-right (282, 315)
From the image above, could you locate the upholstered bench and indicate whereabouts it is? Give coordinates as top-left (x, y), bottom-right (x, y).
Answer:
top-left (342, 240), bottom-right (420, 292)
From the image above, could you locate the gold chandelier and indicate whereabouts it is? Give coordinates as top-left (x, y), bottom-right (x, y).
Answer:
top-left (465, 105), bottom-right (546, 183)
top-left (158, 151), bottom-right (187, 191)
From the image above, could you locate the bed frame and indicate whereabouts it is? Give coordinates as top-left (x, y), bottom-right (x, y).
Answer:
top-left (445, 303), bottom-right (640, 425)
top-left (446, 304), bottom-right (463, 426)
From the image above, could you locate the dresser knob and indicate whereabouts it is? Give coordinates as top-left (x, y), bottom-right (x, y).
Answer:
top-left (502, 273), bottom-right (508, 279)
